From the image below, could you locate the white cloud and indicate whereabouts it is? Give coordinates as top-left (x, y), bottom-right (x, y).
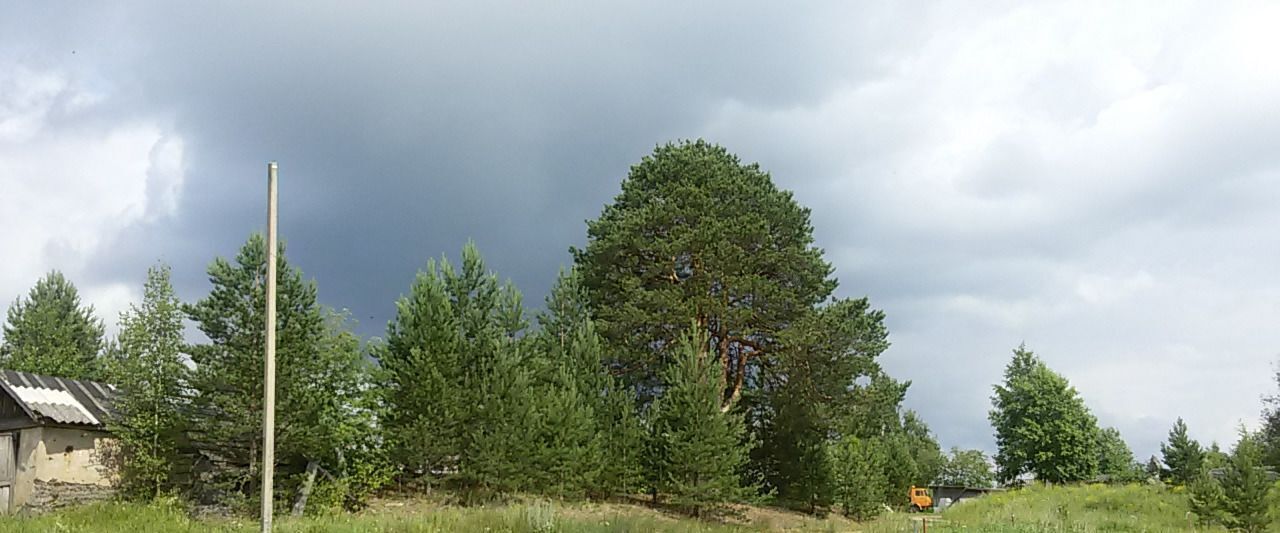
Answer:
top-left (0, 62), bottom-right (185, 339)
top-left (699, 1), bottom-right (1280, 456)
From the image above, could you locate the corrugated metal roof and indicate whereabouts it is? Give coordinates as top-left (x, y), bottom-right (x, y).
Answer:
top-left (0, 370), bottom-right (115, 429)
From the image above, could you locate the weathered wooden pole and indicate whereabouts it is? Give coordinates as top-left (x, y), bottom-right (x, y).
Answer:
top-left (262, 161), bottom-right (279, 532)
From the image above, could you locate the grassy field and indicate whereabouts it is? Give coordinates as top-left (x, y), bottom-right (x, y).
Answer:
top-left (0, 497), bottom-right (859, 533)
top-left (0, 484), bottom-right (1230, 532)
top-left (922, 483), bottom-right (1226, 533)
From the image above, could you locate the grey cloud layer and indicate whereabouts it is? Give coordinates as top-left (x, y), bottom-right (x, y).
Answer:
top-left (4, 1), bottom-right (1279, 459)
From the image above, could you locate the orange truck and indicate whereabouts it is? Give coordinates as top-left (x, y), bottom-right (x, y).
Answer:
top-left (909, 486), bottom-right (933, 511)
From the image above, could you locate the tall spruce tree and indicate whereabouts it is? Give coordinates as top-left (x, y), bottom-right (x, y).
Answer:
top-left (1218, 430), bottom-right (1271, 532)
top-left (829, 436), bottom-right (889, 520)
top-left (1, 271), bottom-right (104, 379)
top-left (1160, 418), bottom-right (1204, 485)
top-left (380, 243), bottom-right (540, 497)
top-left (378, 257), bottom-right (465, 481)
top-left (185, 234), bottom-right (372, 507)
top-left (533, 269), bottom-right (643, 498)
top-left (751, 297), bottom-right (893, 512)
top-left (990, 344), bottom-right (1099, 483)
top-left (574, 140), bottom-right (836, 410)
top-left (648, 326), bottom-right (755, 516)
top-left (103, 264), bottom-right (188, 499)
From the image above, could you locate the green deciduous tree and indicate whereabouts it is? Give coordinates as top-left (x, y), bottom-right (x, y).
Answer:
top-left (103, 264), bottom-right (188, 499)
top-left (900, 411), bottom-right (944, 491)
top-left (184, 234), bottom-right (375, 509)
top-left (937, 448), bottom-right (995, 488)
top-left (648, 326), bottom-right (755, 516)
top-left (574, 140), bottom-right (835, 410)
top-left (1, 271), bottom-right (104, 379)
top-left (1096, 427), bottom-right (1141, 482)
top-left (990, 344), bottom-right (1099, 484)
top-left (1161, 418), bottom-right (1204, 485)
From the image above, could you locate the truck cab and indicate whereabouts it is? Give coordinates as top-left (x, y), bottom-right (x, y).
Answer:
top-left (909, 486), bottom-right (933, 511)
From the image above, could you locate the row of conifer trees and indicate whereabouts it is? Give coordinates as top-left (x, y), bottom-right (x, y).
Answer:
top-left (0, 141), bottom-right (947, 518)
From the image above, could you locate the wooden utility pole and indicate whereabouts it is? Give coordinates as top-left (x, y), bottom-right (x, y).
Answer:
top-left (262, 161), bottom-right (279, 532)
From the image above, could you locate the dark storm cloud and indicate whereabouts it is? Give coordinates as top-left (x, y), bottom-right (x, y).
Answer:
top-left (52, 2), bottom-right (909, 334)
top-left (6, 1), bottom-right (1280, 459)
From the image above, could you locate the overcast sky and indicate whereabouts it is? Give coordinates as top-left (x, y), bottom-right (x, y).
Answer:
top-left (3, 1), bottom-right (1279, 460)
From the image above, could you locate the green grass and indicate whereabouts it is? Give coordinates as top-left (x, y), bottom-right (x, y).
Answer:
top-left (0, 498), bottom-right (851, 532)
top-left (0, 484), bottom-right (1233, 532)
top-left (920, 483), bottom-right (1227, 533)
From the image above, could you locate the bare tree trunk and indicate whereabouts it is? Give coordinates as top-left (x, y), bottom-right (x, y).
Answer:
top-left (291, 460), bottom-right (319, 517)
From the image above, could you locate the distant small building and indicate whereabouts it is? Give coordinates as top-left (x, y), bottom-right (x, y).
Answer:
top-left (0, 370), bottom-right (117, 513)
top-left (928, 485), bottom-right (1003, 508)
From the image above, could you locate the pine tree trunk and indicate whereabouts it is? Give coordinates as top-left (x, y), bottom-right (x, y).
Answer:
top-left (291, 460), bottom-right (320, 517)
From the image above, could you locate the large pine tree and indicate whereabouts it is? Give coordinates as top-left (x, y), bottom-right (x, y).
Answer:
top-left (1, 271), bottom-right (104, 379)
top-left (574, 140), bottom-right (836, 410)
top-left (184, 234), bottom-right (371, 507)
top-left (103, 264), bottom-right (188, 499)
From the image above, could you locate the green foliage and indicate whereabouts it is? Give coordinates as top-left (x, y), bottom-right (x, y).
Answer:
top-left (184, 234), bottom-right (376, 508)
top-left (103, 264), bottom-right (189, 499)
top-left (1161, 417), bottom-right (1204, 485)
top-left (990, 344), bottom-right (1100, 484)
top-left (1204, 442), bottom-right (1230, 471)
top-left (828, 436), bottom-right (888, 520)
top-left (1259, 365), bottom-right (1280, 469)
top-left (937, 447), bottom-right (995, 488)
top-left (381, 243), bottom-right (611, 499)
top-left (1188, 470), bottom-right (1230, 525)
top-left (533, 270), bottom-right (644, 498)
top-left (1182, 429), bottom-right (1273, 531)
top-left (377, 256), bottom-right (464, 479)
top-left (899, 411), bottom-right (944, 491)
top-left (1218, 430), bottom-right (1272, 532)
top-left (574, 139), bottom-right (835, 409)
top-left (647, 326), bottom-right (756, 516)
top-left (1096, 427), bottom-right (1142, 483)
top-left (0, 270), bottom-right (104, 379)
top-left (750, 297), bottom-right (895, 512)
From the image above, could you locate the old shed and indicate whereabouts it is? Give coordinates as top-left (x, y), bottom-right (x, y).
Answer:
top-left (0, 370), bottom-right (117, 513)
